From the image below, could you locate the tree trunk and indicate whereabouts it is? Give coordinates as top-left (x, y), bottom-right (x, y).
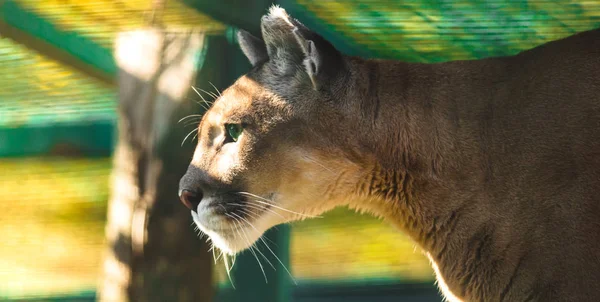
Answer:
top-left (98, 28), bottom-right (213, 302)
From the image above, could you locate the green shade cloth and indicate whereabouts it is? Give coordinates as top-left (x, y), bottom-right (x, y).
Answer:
top-left (288, 0), bottom-right (600, 62)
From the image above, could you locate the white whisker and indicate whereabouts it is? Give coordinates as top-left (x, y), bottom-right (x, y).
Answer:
top-left (209, 81), bottom-right (223, 97)
top-left (236, 191), bottom-right (272, 203)
top-left (181, 128), bottom-right (198, 146)
top-left (216, 250), bottom-right (224, 262)
top-left (244, 201), bottom-right (287, 220)
top-left (191, 86), bottom-right (213, 109)
top-left (238, 208), bottom-right (261, 220)
top-left (185, 95), bottom-right (210, 111)
top-left (225, 205), bottom-right (278, 246)
top-left (302, 154), bottom-right (336, 174)
top-left (259, 237), bottom-right (297, 285)
top-left (230, 213), bottom-right (276, 271)
top-left (186, 96), bottom-right (210, 111)
top-left (231, 212), bottom-right (261, 237)
top-left (196, 86), bottom-right (219, 101)
top-left (212, 245), bottom-right (218, 264)
top-left (178, 114), bottom-right (203, 123)
top-left (227, 203), bottom-right (262, 219)
top-left (223, 253), bottom-right (235, 289)
top-left (230, 213), bottom-right (296, 284)
top-left (227, 214), bottom-right (268, 283)
top-left (229, 201), bottom-right (285, 220)
top-left (190, 221), bottom-right (205, 240)
top-left (238, 192), bottom-right (322, 218)
top-left (183, 119), bottom-right (202, 127)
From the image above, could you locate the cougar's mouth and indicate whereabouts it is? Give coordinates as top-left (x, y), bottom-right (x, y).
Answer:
top-left (192, 193), bottom-right (250, 229)
top-left (189, 191), bottom-right (279, 254)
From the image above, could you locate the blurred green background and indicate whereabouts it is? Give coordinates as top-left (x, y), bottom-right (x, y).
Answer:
top-left (0, 0), bottom-right (598, 301)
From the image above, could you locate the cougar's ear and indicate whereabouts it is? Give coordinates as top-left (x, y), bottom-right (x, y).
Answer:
top-left (260, 6), bottom-right (345, 91)
top-left (237, 29), bottom-right (268, 66)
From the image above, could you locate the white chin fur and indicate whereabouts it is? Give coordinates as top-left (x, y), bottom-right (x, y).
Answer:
top-left (191, 211), bottom-right (267, 255)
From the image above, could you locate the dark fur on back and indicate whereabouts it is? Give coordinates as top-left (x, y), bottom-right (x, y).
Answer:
top-left (346, 28), bottom-right (600, 301)
top-left (340, 28), bottom-right (600, 301)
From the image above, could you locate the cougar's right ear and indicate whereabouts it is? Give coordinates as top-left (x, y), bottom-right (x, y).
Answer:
top-left (260, 6), bottom-right (346, 91)
top-left (237, 29), bottom-right (268, 66)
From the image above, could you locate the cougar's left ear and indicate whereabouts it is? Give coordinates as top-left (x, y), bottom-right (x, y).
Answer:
top-left (260, 6), bottom-right (345, 91)
top-left (237, 29), bottom-right (268, 66)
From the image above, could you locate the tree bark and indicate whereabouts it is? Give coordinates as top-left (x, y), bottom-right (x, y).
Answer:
top-left (98, 28), bottom-right (213, 302)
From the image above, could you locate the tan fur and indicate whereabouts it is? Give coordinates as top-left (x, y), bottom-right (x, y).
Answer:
top-left (179, 7), bottom-right (600, 301)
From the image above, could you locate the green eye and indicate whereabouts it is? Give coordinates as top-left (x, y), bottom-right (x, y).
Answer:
top-left (225, 123), bottom-right (243, 142)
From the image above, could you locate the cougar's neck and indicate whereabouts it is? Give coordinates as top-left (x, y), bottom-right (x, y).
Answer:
top-left (344, 56), bottom-right (499, 298)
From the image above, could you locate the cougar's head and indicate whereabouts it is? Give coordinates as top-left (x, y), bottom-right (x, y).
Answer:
top-left (179, 6), bottom-right (365, 255)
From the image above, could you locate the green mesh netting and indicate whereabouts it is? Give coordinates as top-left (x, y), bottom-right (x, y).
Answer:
top-left (15, 0), bottom-right (225, 49)
top-left (289, 0), bottom-right (600, 62)
top-left (0, 38), bottom-right (116, 128)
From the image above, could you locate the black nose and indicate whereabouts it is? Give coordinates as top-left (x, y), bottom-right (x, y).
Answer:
top-left (179, 189), bottom-right (203, 212)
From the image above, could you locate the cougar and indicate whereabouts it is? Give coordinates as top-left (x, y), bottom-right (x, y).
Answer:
top-left (179, 6), bottom-right (600, 301)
